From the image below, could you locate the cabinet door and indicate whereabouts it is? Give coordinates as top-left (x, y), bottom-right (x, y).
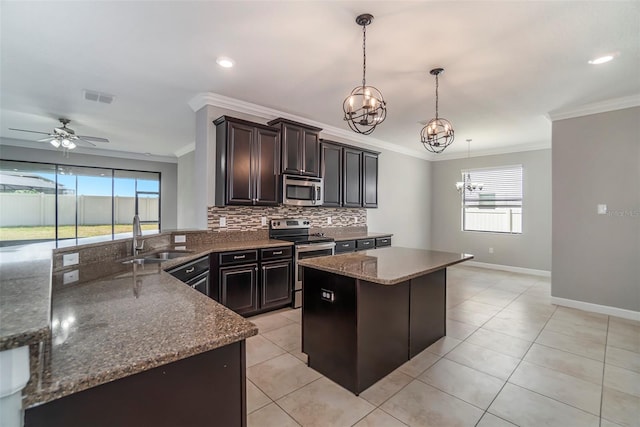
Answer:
top-left (220, 264), bottom-right (258, 316)
top-left (343, 148), bottom-right (362, 207)
top-left (363, 152), bottom-right (378, 208)
top-left (255, 128), bottom-right (280, 205)
top-left (282, 124), bottom-right (302, 174)
top-left (226, 122), bottom-right (254, 205)
top-left (320, 142), bottom-right (342, 207)
top-left (302, 130), bottom-right (320, 177)
top-left (261, 260), bottom-right (292, 309)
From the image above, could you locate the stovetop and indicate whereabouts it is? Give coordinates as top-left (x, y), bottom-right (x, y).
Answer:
top-left (278, 235), bottom-right (335, 245)
top-left (269, 218), bottom-right (334, 245)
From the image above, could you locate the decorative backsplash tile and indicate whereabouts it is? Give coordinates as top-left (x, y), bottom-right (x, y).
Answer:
top-left (207, 206), bottom-right (367, 232)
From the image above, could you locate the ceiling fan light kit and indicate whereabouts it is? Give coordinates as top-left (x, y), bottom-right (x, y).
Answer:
top-left (342, 13), bottom-right (387, 136)
top-left (421, 68), bottom-right (455, 153)
top-left (456, 139), bottom-right (484, 193)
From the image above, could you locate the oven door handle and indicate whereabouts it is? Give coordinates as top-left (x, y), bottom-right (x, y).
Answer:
top-left (296, 242), bottom-right (336, 252)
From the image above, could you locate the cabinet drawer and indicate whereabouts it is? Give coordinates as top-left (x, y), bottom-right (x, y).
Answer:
top-left (219, 250), bottom-right (258, 266)
top-left (335, 240), bottom-right (356, 253)
top-left (375, 237), bottom-right (392, 248)
top-left (261, 246), bottom-right (292, 261)
top-left (356, 238), bottom-right (375, 251)
top-left (167, 256), bottom-right (210, 282)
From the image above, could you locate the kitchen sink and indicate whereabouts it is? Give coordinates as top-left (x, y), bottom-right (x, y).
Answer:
top-left (121, 250), bottom-right (193, 265)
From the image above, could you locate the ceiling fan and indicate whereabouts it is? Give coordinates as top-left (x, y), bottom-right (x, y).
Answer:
top-left (9, 118), bottom-right (109, 150)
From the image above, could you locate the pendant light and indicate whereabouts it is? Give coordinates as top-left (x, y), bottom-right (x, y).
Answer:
top-left (456, 139), bottom-right (483, 192)
top-left (342, 13), bottom-right (387, 135)
top-left (421, 68), bottom-right (454, 153)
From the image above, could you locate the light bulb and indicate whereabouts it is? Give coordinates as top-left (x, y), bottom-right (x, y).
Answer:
top-left (50, 139), bottom-right (61, 148)
top-left (67, 141), bottom-right (77, 149)
top-left (61, 138), bottom-right (71, 147)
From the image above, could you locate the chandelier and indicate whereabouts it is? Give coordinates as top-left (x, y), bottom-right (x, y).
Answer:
top-left (342, 13), bottom-right (387, 135)
top-left (456, 139), bottom-right (483, 192)
top-left (421, 68), bottom-right (454, 153)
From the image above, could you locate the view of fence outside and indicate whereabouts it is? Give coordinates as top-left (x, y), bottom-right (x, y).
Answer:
top-left (464, 208), bottom-right (522, 233)
top-left (0, 194), bottom-right (158, 227)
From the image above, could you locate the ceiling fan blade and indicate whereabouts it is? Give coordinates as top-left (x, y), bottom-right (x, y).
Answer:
top-left (37, 136), bottom-right (55, 142)
top-left (77, 135), bottom-right (109, 143)
top-left (76, 137), bottom-right (97, 147)
top-left (8, 128), bottom-right (51, 135)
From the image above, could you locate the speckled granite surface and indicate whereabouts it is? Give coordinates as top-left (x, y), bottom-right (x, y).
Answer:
top-left (313, 226), bottom-right (392, 242)
top-left (0, 233), bottom-right (294, 409)
top-left (298, 247), bottom-right (473, 285)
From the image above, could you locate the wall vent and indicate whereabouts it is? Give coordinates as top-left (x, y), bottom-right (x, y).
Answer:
top-left (83, 89), bottom-right (115, 104)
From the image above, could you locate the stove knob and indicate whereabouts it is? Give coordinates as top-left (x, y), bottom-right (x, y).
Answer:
top-left (277, 221), bottom-right (281, 226)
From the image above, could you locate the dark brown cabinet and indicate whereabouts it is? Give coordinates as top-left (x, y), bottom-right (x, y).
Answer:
top-left (213, 246), bottom-right (293, 317)
top-left (320, 139), bottom-right (379, 209)
top-left (320, 142), bottom-right (343, 207)
top-left (268, 118), bottom-right (321, 177)
top-left (214, 116), bottom-right (280, 206)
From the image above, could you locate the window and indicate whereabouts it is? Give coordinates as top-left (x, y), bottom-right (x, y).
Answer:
top-left (0, 160), bottom-right (161, 247)
top-left (462, 165), bottom-right (522, 233)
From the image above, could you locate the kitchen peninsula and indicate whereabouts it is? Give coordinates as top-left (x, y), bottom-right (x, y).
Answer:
top-left (299, 247), bottom-right (473, 395)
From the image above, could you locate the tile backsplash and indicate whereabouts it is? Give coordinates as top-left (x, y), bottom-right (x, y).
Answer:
top-left (207, 206), bottom-right (367, 231)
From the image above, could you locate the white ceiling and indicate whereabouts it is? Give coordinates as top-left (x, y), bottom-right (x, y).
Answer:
top-left (1, 1), bottom-right (639, 160)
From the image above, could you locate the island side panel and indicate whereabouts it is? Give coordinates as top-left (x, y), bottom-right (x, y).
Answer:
top-left (25, 341), bottom-right (247, 427)
top-left (357, 279), bottom-right (410, 393)
top-left (409, 268), bottom-right (447, 358)
top-left (302, 267), bottom-right (357, 393)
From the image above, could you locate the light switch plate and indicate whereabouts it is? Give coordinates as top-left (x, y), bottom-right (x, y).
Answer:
top-left (63, 270), bottom-right (79, 284)
top-left (219, 217), bottom-right (226, 227)
top-left (174, 234), bottom-right (186, 243)
top-left (175, 245), bottom-right (186, 251)
top-left (63, 253), bottom-right (79, 267)
top-left (597, 204), bottom-right (607, 215)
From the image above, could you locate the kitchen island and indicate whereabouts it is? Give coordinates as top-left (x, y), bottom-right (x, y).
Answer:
top-left (298, 247), bottom-right (473, 395)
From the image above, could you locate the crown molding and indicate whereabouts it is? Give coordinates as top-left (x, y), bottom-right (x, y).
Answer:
top-left (429, 140), bottom-right (551, 161)
top-left (174, 142), bottom-right (195, 157)
top-left (188, 92), bottom-right (433, 161)
top-left (0, 137), bottom-right (178, 164)
top-left (547, 94), bottom-right (640, 121)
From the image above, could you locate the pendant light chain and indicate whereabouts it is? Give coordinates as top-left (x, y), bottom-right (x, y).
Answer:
top-left (362, 24), bottom-right (367, 88)
top-left (434, 73), bottom-right (439, 119)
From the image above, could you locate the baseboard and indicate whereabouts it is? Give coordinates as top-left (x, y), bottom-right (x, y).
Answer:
top-left (551, 297), bottom-right (640, 322)
top-left (463, 261), bottom-right (551, 277)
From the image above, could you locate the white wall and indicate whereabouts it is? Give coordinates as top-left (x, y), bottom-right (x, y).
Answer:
top-left (430, 149), bottom-right (552, 271)
top-left (552, 107), bottom-right (640, 312)
top-left (177, 150), bottom-right (197, 229)
top-left (0, 142), bottom-right (178, 230)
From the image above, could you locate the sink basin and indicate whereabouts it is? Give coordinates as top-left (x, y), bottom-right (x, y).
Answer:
top-left (121, 250), bottom-right (193, 265)
top-left (143, 250), bottom-right (193, 261)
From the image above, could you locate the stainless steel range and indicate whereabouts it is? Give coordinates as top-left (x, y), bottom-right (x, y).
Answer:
top-left (269, 218), bottom-right (335, 308)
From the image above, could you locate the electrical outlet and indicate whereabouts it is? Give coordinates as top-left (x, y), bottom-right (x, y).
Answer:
top-left (353, 216), bottom-right (358, 223)
top-left (175, 246), bottom-right (186, 251)
top-left (327, 217), bottom-right (332, 225)
top-left (63, 270), bottom-right (79, 284)
top-left (219, 217), bottom-right (226, 227)
top-left (63, 253), bottom-right (79, 267)
top-left (597, 204), bottom-right (607, 215)
top-left (489, 247), bottom-right (494, 254)
top-left (174, 234), bottom-right (186, 243)
top-left (261, 217), bottom-right (267, 226)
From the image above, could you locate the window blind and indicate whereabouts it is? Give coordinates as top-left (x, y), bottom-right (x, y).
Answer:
top-left (463, 165), bottom-right (523, 208)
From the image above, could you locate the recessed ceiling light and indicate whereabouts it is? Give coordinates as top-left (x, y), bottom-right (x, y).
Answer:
top-left (216, 56), bottom-right (235, 68)
top-left (588, 54), bottom-right (615, 65)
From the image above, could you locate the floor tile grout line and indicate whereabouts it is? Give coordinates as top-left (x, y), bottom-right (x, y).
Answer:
top-left (599, 316), bottom-right (610, 427)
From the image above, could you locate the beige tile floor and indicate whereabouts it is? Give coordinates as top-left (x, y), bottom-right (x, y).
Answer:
top-left (245, 265), bottom-right (640, 427)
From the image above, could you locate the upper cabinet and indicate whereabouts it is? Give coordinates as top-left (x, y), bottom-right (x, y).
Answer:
top-left (214, 116), bottom-right (280, 206)
top-left (320, 139), bottom-right (379, 209)
top-left (268, 118), bottom-right (322, 177)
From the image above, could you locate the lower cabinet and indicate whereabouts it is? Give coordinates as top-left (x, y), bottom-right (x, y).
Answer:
top-left (213, 246), bottom-right (293, 317)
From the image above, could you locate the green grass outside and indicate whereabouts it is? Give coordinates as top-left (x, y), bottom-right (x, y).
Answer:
top-left (0, 224), bottom-right (158, 241)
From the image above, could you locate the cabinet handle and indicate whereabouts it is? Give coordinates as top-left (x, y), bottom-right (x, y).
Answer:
top-left (262, 266), bottom-right (266, 270)
top-left (272, 251), bottom-right (283, 255)
top-left (185, 267), bottom-right (195, 273)
top-left (234, 255), bottom-right (246, 260)
top-left (255, 267), bottom-right (258, 272)
top-left (342, 243), bottom-right (349, 247)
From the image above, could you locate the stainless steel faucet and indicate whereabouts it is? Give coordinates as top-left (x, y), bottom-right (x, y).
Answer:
top-left (132, 214), bottom-right (144, 255)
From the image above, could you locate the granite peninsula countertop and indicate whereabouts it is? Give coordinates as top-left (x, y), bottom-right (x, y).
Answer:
top-left (298, 247), bottom-right (473, 285)
top-left (320, 230), bottom-right (393, 242)
top-left (1, 236), bottom-right (295, 408)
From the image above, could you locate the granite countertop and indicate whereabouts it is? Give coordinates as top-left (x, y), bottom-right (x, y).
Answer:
top-left (0, 236), bottom-right (294, 408)
top-left (298, 246), bottom-right (473, 285)
top-left (322, 231), bottom-right (393, 242)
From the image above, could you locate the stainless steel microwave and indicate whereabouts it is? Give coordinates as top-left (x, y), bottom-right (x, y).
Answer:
top-left (281, 175), bottom-right (323, 206)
